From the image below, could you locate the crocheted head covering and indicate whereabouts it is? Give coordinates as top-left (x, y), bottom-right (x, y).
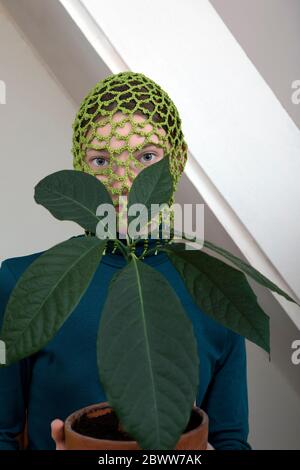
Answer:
top-left (72, 71), bottom-right (187, 208)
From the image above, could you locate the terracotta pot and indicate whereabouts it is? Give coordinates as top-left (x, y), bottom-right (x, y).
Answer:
top-left (64, 402), bottom-right (208, 450)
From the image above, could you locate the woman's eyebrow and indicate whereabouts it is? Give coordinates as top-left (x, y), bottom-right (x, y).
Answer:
top-left (86, 147), bottom-right (110, 155)
top-left (86, 143), bottom-right (159, 156)
top-left (135, 144), bottom-right (159, 153)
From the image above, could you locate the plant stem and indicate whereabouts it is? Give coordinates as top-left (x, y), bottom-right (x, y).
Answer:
top-left (161, 224), bottom-right (204, 248)
top-left (137, 240), bottom-right (172, 259)
top-left (115, 239), bottom-right (130, 260)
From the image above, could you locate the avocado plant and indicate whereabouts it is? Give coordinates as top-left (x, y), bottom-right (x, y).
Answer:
top-left (0, 156), bottom-right (298, 450)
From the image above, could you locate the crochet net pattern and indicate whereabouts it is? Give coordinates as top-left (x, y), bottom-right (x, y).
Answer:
top-left (71, 71), bottom-right (188, 254)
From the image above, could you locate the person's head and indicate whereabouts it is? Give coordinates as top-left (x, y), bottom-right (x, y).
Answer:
top-left (71, 71), bottom-right (188, 231)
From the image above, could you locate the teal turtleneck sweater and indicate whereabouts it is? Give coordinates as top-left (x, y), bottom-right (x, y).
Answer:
top-left (0, 234), bottom-right (251, 450)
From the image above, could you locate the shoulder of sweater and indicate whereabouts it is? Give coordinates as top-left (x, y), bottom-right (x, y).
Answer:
top-left (1, 236), bottom-right (81, 279)
top-left (1, 249), bottom-right (45, 280)
top-left (1, 234), bottom-right (87, 278)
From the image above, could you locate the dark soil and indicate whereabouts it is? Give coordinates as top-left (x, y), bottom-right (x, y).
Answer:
top-left (72, 407), bottom-right (202, 441)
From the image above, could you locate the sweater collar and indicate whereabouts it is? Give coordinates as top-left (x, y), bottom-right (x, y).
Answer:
top-left (80, 223), bottom-right (172, 267)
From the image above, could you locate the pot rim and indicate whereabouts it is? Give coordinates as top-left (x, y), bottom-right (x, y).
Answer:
top-left (64, 401), bottom-right (208, 445)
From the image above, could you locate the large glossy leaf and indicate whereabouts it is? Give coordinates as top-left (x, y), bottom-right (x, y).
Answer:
top-left (203, 240), bottom-right (299, 305)
top-left (97, 257), bottom-right (199, 450)
top-left (165, 247), bottom-right (270, 353)
top-left (161, 227), bottom-right (298, 306)
top-left (34, 170), bottom-right (115, 235)
top-left (1, 236), bottom-right (106, 364)
top-left (127, 155), bottom-right (173, 231)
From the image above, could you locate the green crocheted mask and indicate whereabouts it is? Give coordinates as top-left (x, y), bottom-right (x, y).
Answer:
top-left (72, 71), bottom-right (188, 212)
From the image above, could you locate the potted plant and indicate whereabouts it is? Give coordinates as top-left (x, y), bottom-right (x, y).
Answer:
top-left (0, 156), bottom-right (298, 450)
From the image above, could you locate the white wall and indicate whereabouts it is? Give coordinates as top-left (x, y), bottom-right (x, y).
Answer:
top-left (0, 4), bottom-right (79, 260)
top-left (210, 0), bottom-right (300, 130)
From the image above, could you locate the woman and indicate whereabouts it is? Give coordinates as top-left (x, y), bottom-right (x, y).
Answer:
top-left (0, 71), bottom-right (251, 450)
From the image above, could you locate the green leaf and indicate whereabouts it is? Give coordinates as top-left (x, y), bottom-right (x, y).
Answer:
top-left (161, 227), bottom-right (299, 306)
top-left (203, 240), bottom-right (299, 306)
top-left (1, 237), bottom-right (106, 364)
top-left (128, 154), bottom-right (173, 230)
top-left (165, 247), bottom-right (270, 353)
top-left (97, 257), bottom-right (199, 450)
top-left (34, 170), bottom-right (115, 235)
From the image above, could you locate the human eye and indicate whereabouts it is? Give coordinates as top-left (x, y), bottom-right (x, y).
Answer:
top-left (90, 156), bottom-right (109, 167)
top-left (138, 151), bottom-right (157, 164)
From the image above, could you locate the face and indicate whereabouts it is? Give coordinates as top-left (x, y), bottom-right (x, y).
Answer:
top-left (84, 110), bottom-right (171, 234)
top-left (84, 111), bottom-right (169, 205)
